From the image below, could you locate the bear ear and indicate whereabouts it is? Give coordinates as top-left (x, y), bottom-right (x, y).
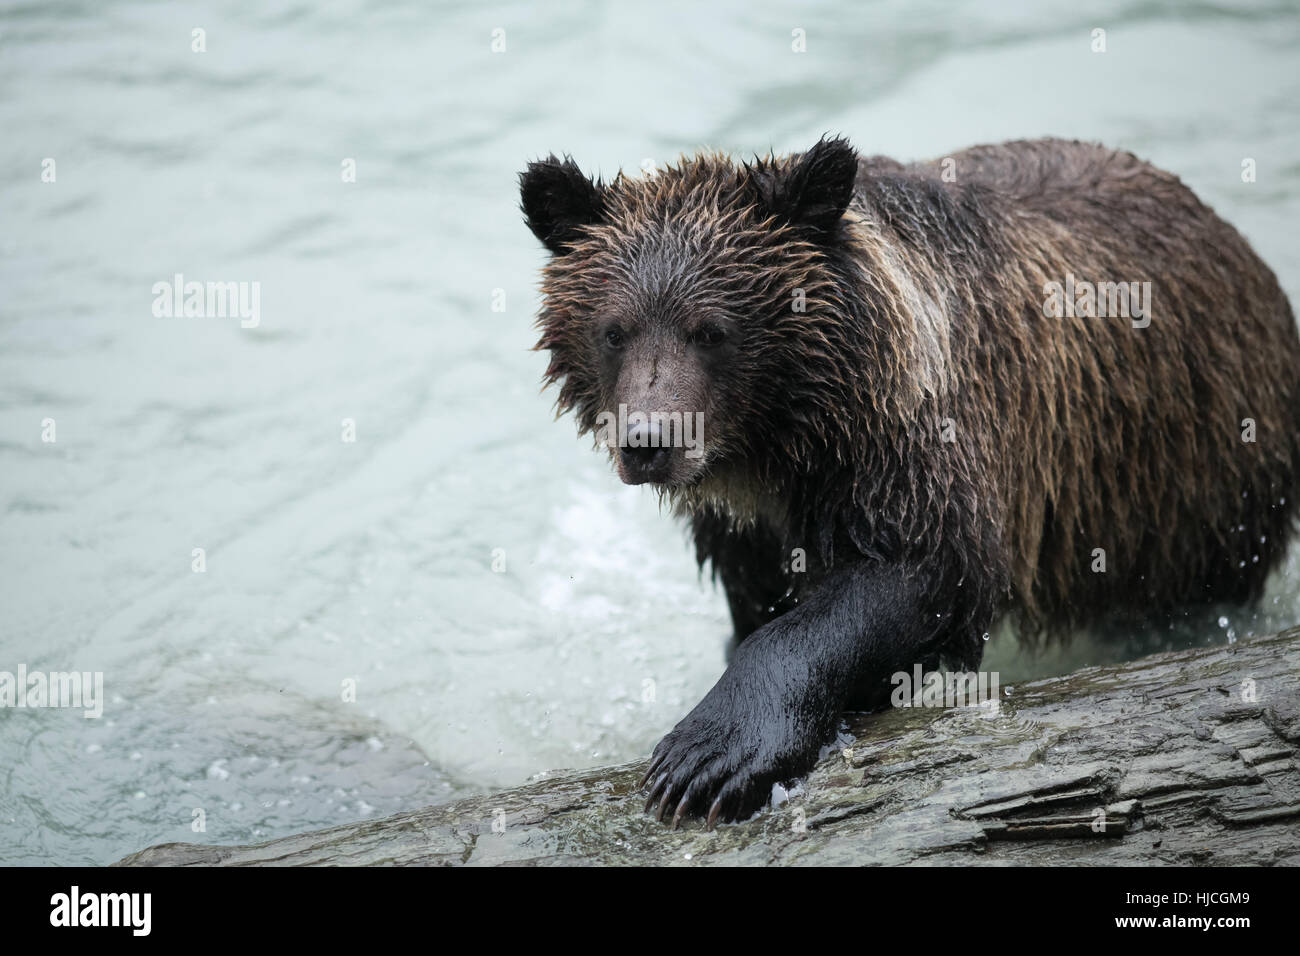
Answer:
top-left (519, 156), bottom-right (607, 255)
top-left (746, 135), bottom-right (858, 236)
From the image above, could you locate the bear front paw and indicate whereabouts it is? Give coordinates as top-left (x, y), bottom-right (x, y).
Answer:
top-left (638, 706), bottom-right (815, 829)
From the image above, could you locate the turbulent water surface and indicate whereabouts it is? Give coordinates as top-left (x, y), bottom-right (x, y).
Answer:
top-left (2, 0), bottom-right (1298, 864)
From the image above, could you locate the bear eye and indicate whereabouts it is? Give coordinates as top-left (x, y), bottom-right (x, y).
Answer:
top-left (604, 325), bottom-right (626, 349)
top-left (693, 323), bottom-right (726, 347)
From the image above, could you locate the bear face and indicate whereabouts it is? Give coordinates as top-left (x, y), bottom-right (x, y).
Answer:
top-left (520, 138), bottom-right (863, 500)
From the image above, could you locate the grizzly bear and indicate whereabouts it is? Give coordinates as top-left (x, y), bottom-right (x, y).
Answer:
top-left (519, 136), bottom-right (1300, 827)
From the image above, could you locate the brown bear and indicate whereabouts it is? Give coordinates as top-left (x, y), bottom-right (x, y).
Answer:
top-left (518, 136), bottom-right (1300, 827)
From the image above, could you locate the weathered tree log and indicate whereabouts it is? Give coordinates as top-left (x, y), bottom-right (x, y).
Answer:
top-left (117, 628), bottom-right (1300, 866)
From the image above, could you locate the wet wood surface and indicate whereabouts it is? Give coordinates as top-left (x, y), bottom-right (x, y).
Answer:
top-left (117, 628), bottom-right (1300, 866)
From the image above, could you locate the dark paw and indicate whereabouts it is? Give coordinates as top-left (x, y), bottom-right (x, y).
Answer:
top-left (638, 706), bottom-right (816, 829)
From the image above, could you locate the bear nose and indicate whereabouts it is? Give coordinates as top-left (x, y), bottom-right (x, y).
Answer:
top-left (621, 421), bottom-right (672, 480)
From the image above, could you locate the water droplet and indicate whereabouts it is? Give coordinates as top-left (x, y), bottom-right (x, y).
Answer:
top-left (1218, 616), bottom-right (1229, 628)
top-left (982, 632), bottom-right (990, 641)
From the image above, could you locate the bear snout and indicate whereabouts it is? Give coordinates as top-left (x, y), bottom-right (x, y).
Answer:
top-left (618, 420), bottom-right (674, 484)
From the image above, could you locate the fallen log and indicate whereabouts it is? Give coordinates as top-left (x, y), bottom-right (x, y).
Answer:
top-left (117, 627), bottom-right (1300, 866)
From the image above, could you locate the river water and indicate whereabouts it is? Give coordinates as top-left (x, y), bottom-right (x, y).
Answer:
top-left (2, 0), bottom-right (1298, 864)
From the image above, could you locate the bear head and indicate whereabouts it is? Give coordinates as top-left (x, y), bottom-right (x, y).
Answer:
top-left (519, 136), bottom-right (862, 507)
